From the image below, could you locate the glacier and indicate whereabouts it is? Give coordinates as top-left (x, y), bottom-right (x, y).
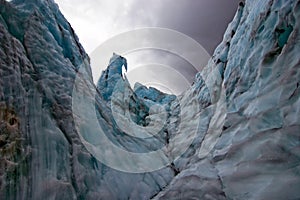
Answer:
top-left (0, 0), bottom-right (300, 199)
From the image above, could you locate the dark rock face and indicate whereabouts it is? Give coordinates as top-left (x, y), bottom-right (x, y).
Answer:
top-left (0, 0), bottom-right (300, 199)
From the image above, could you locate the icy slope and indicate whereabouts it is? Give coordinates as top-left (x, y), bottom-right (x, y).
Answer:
top-left (153, 0), bottom-right (300, 199)
top-left (0, 0), bottom-right (176, 199)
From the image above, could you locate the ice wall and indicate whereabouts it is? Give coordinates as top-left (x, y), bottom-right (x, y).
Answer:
top-left (154, 0), bottom-right (300, 199)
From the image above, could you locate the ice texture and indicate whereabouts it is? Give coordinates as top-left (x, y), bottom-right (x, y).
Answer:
top-left (153, 0), bottom-right (300, 199)
top-left (0, 0), bottom-right (174, 199)
top-left (0, 0), bottom-right (300, 199)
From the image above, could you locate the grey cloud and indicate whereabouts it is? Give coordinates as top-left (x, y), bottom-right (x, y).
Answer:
top-left (55, 0), bottom-right (240, 93)
top-left (55, 0), bottom-right (240, 54)
top-left (125, 0), bottom-right (241, 54)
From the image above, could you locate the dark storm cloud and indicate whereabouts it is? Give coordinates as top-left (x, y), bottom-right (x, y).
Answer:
top-left (55, 0), bottom-right (240, 54)
top-left (124, 0), bottom-right (241, 54)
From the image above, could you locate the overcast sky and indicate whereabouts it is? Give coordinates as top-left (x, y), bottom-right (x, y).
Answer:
top-left (54, 0), bottom-right (240, 94)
